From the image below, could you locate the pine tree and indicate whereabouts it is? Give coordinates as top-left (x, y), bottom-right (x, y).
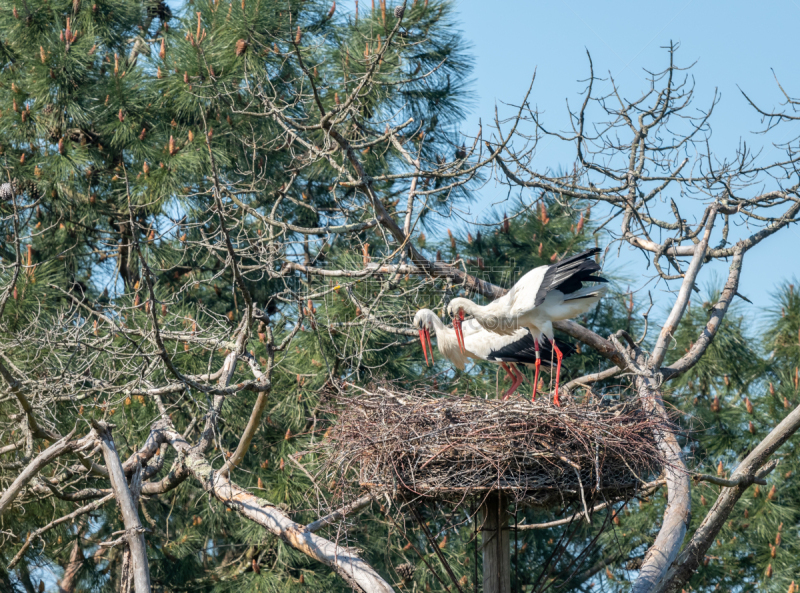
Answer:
top-left (0, 0), bottom-right (477, 591)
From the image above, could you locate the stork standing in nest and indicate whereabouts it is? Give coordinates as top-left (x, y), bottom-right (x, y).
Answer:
top-left (413, 309), bottom-right (574, 399)
top-left (446, 248), bottom-right (607, 406)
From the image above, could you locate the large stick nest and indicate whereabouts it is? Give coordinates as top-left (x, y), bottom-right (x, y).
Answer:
top-left (325, 385), bottom-right (667, 507)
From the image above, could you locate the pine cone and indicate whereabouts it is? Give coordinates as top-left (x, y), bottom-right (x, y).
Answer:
top-left (146, 0), bottom-right (171, 19)
top-left (396, 563), bottom-right (415, 581)
top-left (626, 558), bottom-right (643, 570)
top-left (0, 182), bottom-right (15, 201)
top-left (235, 39), bottom-right (248, 56)
top-left (393, 5), bottom-right (404, 18)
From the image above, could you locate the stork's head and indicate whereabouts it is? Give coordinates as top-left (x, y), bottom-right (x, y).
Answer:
top-left (412, 309), bottom-right (437, 366)
top-left (445, 298), bottom-right (471, 320)
top-left (446, 298), bottom-right (471, 355)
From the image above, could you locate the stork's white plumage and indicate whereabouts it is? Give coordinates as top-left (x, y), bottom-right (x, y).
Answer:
top-left (446, 248), bottom-right (608, 405)
top-left (413, 309), bottom-right (571, 399)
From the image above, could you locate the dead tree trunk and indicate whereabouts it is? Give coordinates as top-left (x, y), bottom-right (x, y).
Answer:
top-left (481, 493), bottom-right (511, 593)
top-left (120, 461), bottom-right (144, 593)
top-left (610, 335), bottom-right (692, 593)
top-left (632, 374), bottom-right (691, 593)
top-left (94, 421), bottom-right (151, 593)
top-left (625, 209), bottom-right (714, 593)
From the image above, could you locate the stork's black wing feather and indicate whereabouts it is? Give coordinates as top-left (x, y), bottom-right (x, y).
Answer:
top-left (486, 332), bottom-right (575, 367)
top-left (532, 248), bottom-right (606, 306)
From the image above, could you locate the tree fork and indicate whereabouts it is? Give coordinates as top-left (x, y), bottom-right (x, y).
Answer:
top-left (93, 421), bottom-right (151, 593)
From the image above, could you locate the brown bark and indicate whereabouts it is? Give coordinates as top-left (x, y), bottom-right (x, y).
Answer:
top-left (58, 538), bottom-right (85, 593)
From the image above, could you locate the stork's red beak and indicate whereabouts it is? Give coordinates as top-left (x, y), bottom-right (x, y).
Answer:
top-left (419, 329), bottom-right (429, 365)
top-left (425, 328), bottom-right (434, 363)
top-left (453, 310), bottom-right (466, 354)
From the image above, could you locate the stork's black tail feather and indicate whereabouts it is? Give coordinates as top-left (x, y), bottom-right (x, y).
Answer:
top-left (486, 332), bottom-right (575, 367)
top-left (555, 247), bottom-right (602, 268)
top-left (533, 248), bottom-right (608, 306)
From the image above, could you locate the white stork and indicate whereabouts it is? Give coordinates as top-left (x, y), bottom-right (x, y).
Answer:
top-left (413, 309), bottom-right (573, 399)
top-left (445, 248), bottom-right (607, 406)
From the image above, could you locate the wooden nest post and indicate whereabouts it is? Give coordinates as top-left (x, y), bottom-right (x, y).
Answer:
top-left (482, 492), bottom-right (511, 593)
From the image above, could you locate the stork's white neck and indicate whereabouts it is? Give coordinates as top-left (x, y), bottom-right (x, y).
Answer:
top-left (428, 316), bottom-right (453, 340)
top-left (427, 313), bottom-right (446, 332)
top-left (438, 330), bottom-right (468, 369)
top-left (449, 296), bottom-right (518, 336)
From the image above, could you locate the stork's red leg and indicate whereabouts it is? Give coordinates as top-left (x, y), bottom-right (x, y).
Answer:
top-left (552, 340), bottom-right (564, 407)
top-left (499, 362), bottom-right (515, 382)
top-left (531, 339), bottom-right (541, 402)
top-left (503, 364), bottom-right (524, 400)
top-left (458, 311), bottom-right (467, 353)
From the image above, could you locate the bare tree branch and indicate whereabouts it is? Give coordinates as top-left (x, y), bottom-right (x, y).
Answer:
top-left (517, 480), bottom-right (666, 531)
top-left (93, 421), bottom-right (151, 593)
top-left (0, 429), bottom-right (87, 516)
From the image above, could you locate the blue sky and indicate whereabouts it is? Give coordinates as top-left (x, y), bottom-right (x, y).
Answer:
top-left (448, 0), bottom-right (800, 317)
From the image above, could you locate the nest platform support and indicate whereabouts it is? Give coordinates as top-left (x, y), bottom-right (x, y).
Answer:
top-left (482, 492), bottom-right (511, 593)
